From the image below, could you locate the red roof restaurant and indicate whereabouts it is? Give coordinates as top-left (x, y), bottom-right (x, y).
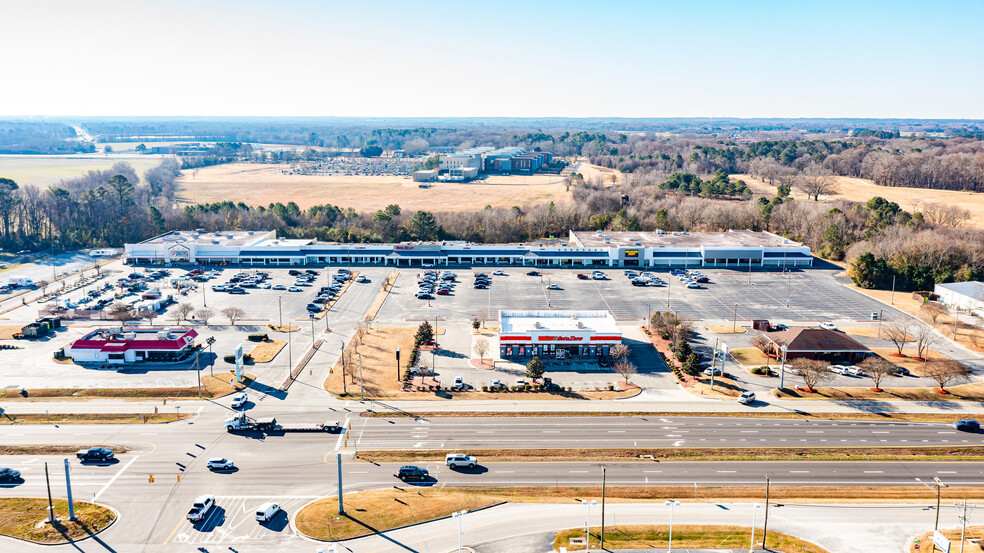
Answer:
top-left (66, 327), bottom-right (199, 364)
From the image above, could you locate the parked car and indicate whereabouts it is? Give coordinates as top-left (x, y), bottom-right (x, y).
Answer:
top-left (273, 284), bottom-right (286, 290)
top-left (453, 376), bottom-right (464, 388)
top-left (703, 367), bottom-right (723, 376)
top-left (547, 283), bottom-right (561, 290)
top-left (288, 270), bottom-right (302, 276)
top-left (211, 285), bottom-right (227, 292)
top-left (356, 275), bottom-right (368, 283)
top-left (436, 289), bottom-right (451, 295)
top-left (526, 270), bottom-right (540, 276)
top-left (686, 282), bottom-right (702, 289)
top-left (819, 322), bottom-right (837, 330)
top-left (207, 458), bottom-right (235, 471)
top-left (305, 269), bottom-right (319, 275)
top-left (738, 391), bottom-right (756, 404)
top-left (288, 286), bottom-right (301, 292)
top-left (445, 453), bottom-right (478, 469)
top-left (772, 324), bottom-right (788, 331)
top-left (77, 447), bottom-right (114, 462)
top-left (306, 304), bottom-right (321, 312)
top-left (255, 502), bottom-right (282, 522)
top-left (845, 366), bottom-right (864, 377)
top-left (0, 467), bottom-right (22, 482)
top-left (592, 273), bottom-right (607, 280)
top-left (187, 495), bottom-right (215, 522)
top-left (228, 286), bottom-right (246, 294)
top-left (230, 392), bottom-right (248, 409)
top-left (954, 419), bottom-right (980, 432)
top-left (895, 366), bottom-right (911, 376)
top-left (416, 292), bottom-right (434, 300)
top-left (492, 270), bottom-right (506, 276)
top-left (576, 273), bottom-right (589, 280)
top-left (490, 379), bottom-right (502, 389)
top-left (395, 465), bottom-right (429, 481)
top-left (827, 365), bottom-right (849, 375)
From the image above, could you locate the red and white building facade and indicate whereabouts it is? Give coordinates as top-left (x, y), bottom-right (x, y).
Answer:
top-left (498, 310), bottom-right (622, 362)
top-left (66, 327), bottom-right (199, 364)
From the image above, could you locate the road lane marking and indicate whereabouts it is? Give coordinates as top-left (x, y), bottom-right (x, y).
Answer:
top-left (863, 471), bottom-right (884, 474)
top-left (334, 417), bottom-right (350, 450)
top-left (93, 455), bottom-right (138, 501)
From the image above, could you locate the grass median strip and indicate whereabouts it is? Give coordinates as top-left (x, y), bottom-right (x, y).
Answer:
top-left (555, 524), bottom-right (827, 552)
top-left (0, 445), bottom-right (129, 456)
top-left (358, 446), bottom-right (984, 463)
top-left (0, 498), bottom-right (115, 544)
top-left (0, 413), bottom-right (190, 425)
top-left (0, 373), bottom-right (254, 401)
top-left (362, 410), bottom-right (966, 423)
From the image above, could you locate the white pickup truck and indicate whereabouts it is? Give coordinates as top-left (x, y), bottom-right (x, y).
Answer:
top-left (187, 495), bottom-right (215, 522)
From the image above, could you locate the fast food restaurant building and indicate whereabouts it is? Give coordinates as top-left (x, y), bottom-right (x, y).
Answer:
top-left (498, 310), bottom-right (622, 362)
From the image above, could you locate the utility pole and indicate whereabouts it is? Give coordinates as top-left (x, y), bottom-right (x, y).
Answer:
top-left (64, 459), bottom-right (76, 521)
top-left (733, 303), bottom-right (738, 333)
top-left (710, 339), bottom-right (719, 391)
top-left (601, 465), bottom-right (606, 550)
top-left (337, 453), bottom-right (344, 516)
top-left (666, 275), bottom-right (671, 308)
top-left (762, 475), bottom-right (770, 549)
top-left (44, 462), bottom-right (55, 523)
top-left (890, 275), bottom-right (897, 305)
top-left (340, 344), bottom-right (347, 395)
top-left (960, 498), bottom-right (968, 553)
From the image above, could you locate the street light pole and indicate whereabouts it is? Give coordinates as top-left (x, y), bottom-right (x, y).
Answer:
top-left (665, 500), bottom-right (680, 551)
top-left (916, 477), bottom-right (948, 536)
top-left (891, 275), bottom-right (897, 305)
top-left (762, 476), bottom-right (770, 549)
top-left (749, 503), bottom-right (761, 553)
top-left (581, 499), bottom-right (597, 550)
top-left (733, 303), bottom-right (738, 333)
top-left (452, 509), bottom-right (467, 553)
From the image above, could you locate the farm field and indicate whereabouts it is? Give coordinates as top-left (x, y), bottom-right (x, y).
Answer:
top-left (176, 162), bottom-right (572, 211)
top-left (0, 154), bottom-right (167, 188)
top-left (732, 173), bottom-right (984, 228)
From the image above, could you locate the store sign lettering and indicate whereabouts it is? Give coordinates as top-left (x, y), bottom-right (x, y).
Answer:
top-left (539, 336), bottom-right (583, 342)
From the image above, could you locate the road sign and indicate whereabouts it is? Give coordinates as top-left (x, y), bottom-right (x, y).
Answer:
top-left (234, 343), bottom-right (244, 382)
top-left (934, 530), bottom-right (951, 553)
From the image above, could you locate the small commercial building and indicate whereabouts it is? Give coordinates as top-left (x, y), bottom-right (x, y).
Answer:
top-left (934, 282), bottom-right (984, 315)
top-left (763, 328), bottom-right (870, 363)
top-left (412, 169), bottom-right (439, 182)
top-left (498, 310), bottom-right (622, 362)
top-left (66, 327), bottom-right (198, 364)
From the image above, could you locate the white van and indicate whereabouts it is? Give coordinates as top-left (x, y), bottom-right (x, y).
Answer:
top-left (255, 502), bottom-right (281, 522)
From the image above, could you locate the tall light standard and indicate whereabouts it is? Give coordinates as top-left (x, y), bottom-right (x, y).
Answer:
top-left (777, 343), bottom-right (788, 390)
top-left (749, 503), bottom-right (761, 553)
top-left (665, 500), bottom-right (680, 551)
top-left (916, 476), bottom-right (948, 534)
top-left (452, 509), bottom-right (467, 553)
top-left (581, 499), bottom-right (597, 550)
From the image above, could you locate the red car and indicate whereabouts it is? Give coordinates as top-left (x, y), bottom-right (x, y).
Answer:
top-left (189, 269), bottom-right (205, 275)
top-left (436, 289), bottom-right (450, 295)
top-left (576, 273), bottom-right (589, 280)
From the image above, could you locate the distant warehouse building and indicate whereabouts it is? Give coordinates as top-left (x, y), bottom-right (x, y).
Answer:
top-left (498, 310), bottom-right (622, 362)
top-left (934, 281), bottom-right (984, 315)
top-left (412, 169), bottom-right (439, 182)
top-left (66, 327), bottom-right (198, 364)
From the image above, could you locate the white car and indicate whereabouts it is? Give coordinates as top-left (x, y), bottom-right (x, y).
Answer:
top-left (207, 458), bottom-right (235, 471)
top-left (738, 391), bottom-right (756, 404)
top-left (260, 283), bottom-right (271, 289)
top-left (827, 365), bottom-right (850, 375)
top-left (845, 366), bottom-right (864, 376)
top-left (453, 376), bottom-right (464, 388)
top-left (288, 286), bottom-right (301, 292)
top-left (703, 367), bottom-right (722, 376)
top-left (445, 453), bottom-right (478, 469)
top-left (230, 392), bottom-right (248, 409)
top-left (547, 283), bottom-right (561, 290)
top-left (211, 285), bottom-right (226, 292)
top-left (356, 275), bottom-right (368, 283)
top-left (273, 284), bottom-right (286, 290)
top-left (255, 502), bottom-right (281, 522)
top-left (819, 322), bottom-right (837, 330)
top-left (686, 282), bottom-right (702, 289)
top-left (492, 270), bottom-right (506, 276)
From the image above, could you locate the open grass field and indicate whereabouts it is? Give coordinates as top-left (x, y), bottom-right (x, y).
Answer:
top-left (176, 163), bottom-right (572, 211)
top-left (733, 173), bottom-right (984, 229)
top-left (556, 524), bottom-right (828, 553)
top-left (0, 498), bottom-right (115, 544)
top-left (0, 155), bottom-right (166, 188)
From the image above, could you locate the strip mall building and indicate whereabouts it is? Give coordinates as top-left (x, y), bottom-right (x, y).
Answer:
top-left (498, 310), bottom-right (622, 361)
top-left (124, 229), bottom-right (813, 269)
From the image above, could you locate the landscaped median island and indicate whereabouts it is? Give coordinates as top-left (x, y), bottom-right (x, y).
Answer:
top-left (555, 524), bottom-right (828, 552)
top-left (361, 410), bottom-right (970, 423)
top-left (0, 413), bottom-right (189, 425)
top-left (0, 445), bottom-right (128, 456)
top-left (0, 498), bottom-right (115, 544)
top-left (0, 372), bottom-right (254, 401)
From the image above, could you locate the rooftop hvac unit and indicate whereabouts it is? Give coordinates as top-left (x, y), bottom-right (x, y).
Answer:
top-left (596, 230), bottom-right (603, 236)
top-left (157, 330), bottom-right (170, 339)
top-left (123, 332), bottom-right (136, 340)
top-left (577, 321), bottom-right (585, 329)
top-left (226, 234), bottom-right (234, 239)
top-left (533, 322), bottom-right (542, 329)
top-left (604, 236), bottom-right (610, 243)
top-left (110, 326), bottom-right (123, 334)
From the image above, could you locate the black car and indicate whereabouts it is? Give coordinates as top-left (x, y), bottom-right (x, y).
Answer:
top-left (894, 366), bottom-right (911, 376)
top-left (77, 447), bottom-right (114, 462)
top-left (526, 270), bottom-right (540, 276)
top-left (305, 270), bottom-right (319, 275)
top-left (288, 270), bottom-right (302, 276)
top-left (954, 419), bottom-right (980, 432)
top-left (0, 467), bottom-right (21, 482)
top-left (396, 465), bottom-right (429, 481)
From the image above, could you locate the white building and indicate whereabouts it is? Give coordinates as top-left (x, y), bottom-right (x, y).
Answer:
top-left (935, 281), bottom-right (984, 315)
top-left (498, 310), bottom-right (622, 362)
top-left (66, 327), bottom-right (198, 364)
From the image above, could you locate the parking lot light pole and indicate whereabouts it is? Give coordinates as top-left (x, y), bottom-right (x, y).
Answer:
top-left (778, 344), bottom-right (788, 389)
top-left (581, 499), bottom-right (597, 550)
top-left (666, 276), bottom-right (671, 308)
top-left (733, 304), bottom-right (738, 333)
top-left (749, 503), bottom-right (761, 553)
top-left (452, 509), bottom-right (467, 553)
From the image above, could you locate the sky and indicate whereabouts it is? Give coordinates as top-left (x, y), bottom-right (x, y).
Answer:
top-left (2, 0), bottom-right (983, 118)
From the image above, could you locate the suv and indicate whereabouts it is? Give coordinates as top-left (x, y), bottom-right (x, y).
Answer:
top-left (395, 465), bottom-right (429, 481)
top-left (445, 453), bottom-right (478, 469)
top-left (77, 447), bottom-right (114, 462)
top-left (207, 458), bottom-right (235, 471)
top-left (738, 391), bottom-right (756, 404)
top-left (954, 419), bottom-right (980, 432)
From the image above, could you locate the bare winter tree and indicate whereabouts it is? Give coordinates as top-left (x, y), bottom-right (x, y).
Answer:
top-left (798, 163), bottom-right (837, 201)
top-left (750, 333), bottom-right (771, 353)
top-left (476, 308), bottom-right (489, 328)
top-left (919, 302), bottom-right (949, 325)
top-left (108, 302), bottom-right (133, 322)
top-left (473, 337), bottom-right (490, 361)
top-left (610, 344), bottom-right (630, 362)
top-left (221, 306), bottom-right (246, 325)
top-left (882, 319), bottom-right (912, 356)
top-left (793, 358), bottom-right (834, 391)
top-left (171, 302), bottom-right (195, 323)
top-left (923, 360), bottom-right (970, 392)
top-left (613, 360), bottom-right (637, 383)
top-left (859, 356), bottom-right (896, 391)
top-left (920, 202), bottom-right (971, 228)
top-left (193, 307), bottom-right (215, 325)
top-left (911, 322), bottom-right (941, 360)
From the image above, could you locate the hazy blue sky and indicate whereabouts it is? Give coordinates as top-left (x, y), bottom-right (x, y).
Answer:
top-left (3, 0), bottom-right (982, 118)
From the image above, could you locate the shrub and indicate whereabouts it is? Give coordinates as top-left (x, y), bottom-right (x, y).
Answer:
top-left (481, 385), bottom-right (488, 392)
top-left (247, 333), bottom-right (268, 342)
top-left (751, 366), bottom-right (770, 375)
top-left (608, 384), bottom-right (615, 391)
top-left (472, 319), bottom-right (481, 330)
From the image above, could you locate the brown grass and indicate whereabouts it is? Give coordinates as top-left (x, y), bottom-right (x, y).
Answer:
top-left (0, 325), bottom-right (22, 340)
top-left (0, 374), bottom-right (253, 401)
top-left (555, 524), bottom-right (828, 553)
top-left (268, 324), bottom-right (299, 332)
top-left (325, 327), bottom-right (414, 398)
top-left (774, 382), bottom-right (984, 401)
top-left (294, 488), bottom-right (502, 541)
top-left (730, 347), bottom-right (771, 367)
top-left (0, 413), bottom-right (188, 425)
top-left (733, 173), bottom-right (984, 229)
top-left (0, 498), bottom-right (115, 544)
top-left (248, 339), bottom-right (285, 363)
top-left (870, 348), bottom-right (955, 376)
top-left (706, 325), bottom-right (746, 334)
top-left (362, 410), bottom-right (966, 423)
top-left (177, 163), bottom-right (571, 211)
top-left (689, 376), bottom-right (746, 398)
top-left (0, 445), bottom-right (128, 456)
top-left (910, 526), bottom-right (984, 553)
top-left (358, 446), bottom-right (984, 463)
